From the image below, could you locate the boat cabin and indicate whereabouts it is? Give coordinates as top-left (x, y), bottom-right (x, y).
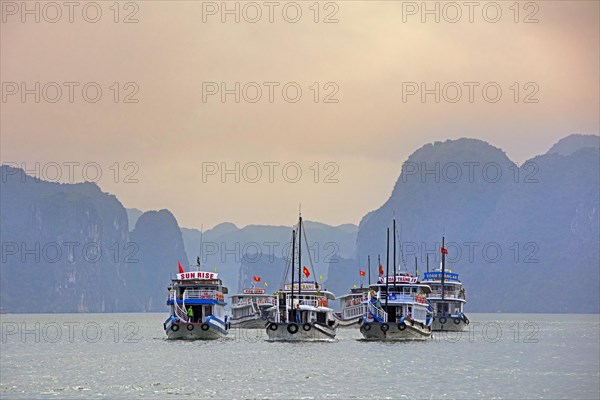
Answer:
top-left (167, 272), bottom-right (228, 324)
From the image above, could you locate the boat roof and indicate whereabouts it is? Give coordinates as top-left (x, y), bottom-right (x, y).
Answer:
top-left (368, 282), bottom-right (432, 293)
top-left (230, 287), bottom-right (271, 297)
top-left (336, 289), bottom-right (366, 300)
top-left (280, 281), bottom-right (336, 299)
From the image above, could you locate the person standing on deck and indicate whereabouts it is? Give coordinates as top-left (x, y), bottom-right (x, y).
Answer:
top-left (187, 306), bottom-right (194, 322)
top-left (295, 303), bottom-right (301, 323)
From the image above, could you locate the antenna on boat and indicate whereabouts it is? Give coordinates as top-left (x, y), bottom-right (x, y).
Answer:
top-left (426, 254), bottom-right (429, 273)
top-left (415, 256), bottom-right (418, 279)
top-left (441, 235), bottom-right (446, 301)
top-left (300, 216), bottom-right (318, 291)
top-left (197, 224), bottom-right (203, 271)
top-left (385, 227), bottom-right (390, 311)
top-left (397, 222), bottom-right (407, 270)
top-left (393, 217), bottom-right (397, 290)
top-left (298, 210), bottom-right (302, 297)
top-left (290, 229), bottom-right (296, 323)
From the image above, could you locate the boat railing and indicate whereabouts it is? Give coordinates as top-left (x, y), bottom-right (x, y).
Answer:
top-left (428, 290), bottom-right (465, 300)
top-left (184, 289), bottom-right (225, 302)
top-left (342, 303), bottom-right (364, 319)
top-left (233, 297), bottom-right (276, 306)
top-left (383, 292), bottom-right (428, 304)
top-left (286, 296), bottom-right (328, 308)
top-left (256, 297), bottom-right (277, 306)
top-left (367, 301), bottom-right (388, 323)
top-left (170, 290), bottom-right (189, 322)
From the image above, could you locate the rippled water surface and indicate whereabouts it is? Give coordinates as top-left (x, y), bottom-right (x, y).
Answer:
top-left (1, 313), bottom-right (598, 399)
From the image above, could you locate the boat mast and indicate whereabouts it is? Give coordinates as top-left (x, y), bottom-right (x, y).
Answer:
top-left (393, 218), bottom-right (397, 290)
top-left (385, 227), bottom-right (390, 311)
top-left (426, 254), bottom-right (429, 273)
top-left (414, 256), bottom-right (418, 278)
top-left (298, 213), bottom-right (302, 297)
top-left (197, 224), bottom-right (203, 271)
top-left (367, 255), bottom-right (371, 286)
top-left (441, 236), bottom-right (446, 301)
top-left (290, 229), bottom-right (296, 323)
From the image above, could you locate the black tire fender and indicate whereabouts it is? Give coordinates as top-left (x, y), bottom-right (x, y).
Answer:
top-left (287, 323), bottom-right (299, 334)
top-left (201, 323), bottom-right (210, 331)
top-left (186, 324), bottom-right (194, 331)
top-left (302, 323), bottom-right (311, 332)
top-left (398, 322), bottom-right (406, 331)
top-left (381, 323), bottom-right (389, 332)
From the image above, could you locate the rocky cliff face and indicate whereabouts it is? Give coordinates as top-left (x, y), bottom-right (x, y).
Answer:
top-left (0, 167), bottom-right (188, 313)
top-left (181, 221), bottom-right (357, 294)
top-left (353, 135), bottom-right (599, 313)
top-left (128, 210), bottom-right (189, 311)
top-left (1, 166), bottom-right (130, 312)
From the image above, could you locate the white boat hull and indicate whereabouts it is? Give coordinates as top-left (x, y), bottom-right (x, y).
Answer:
top-left (432, 317), bottom-right (468, 332)
top-left (265, 322), bottom-right (337, 342)
top-left (333, 315), bottom-right (361, 328)
top-left (230, 315), bottom-right (269, 329)
top-left (165, 322), bottom-right (227, 340)
top-left (359, 321), bottom-right (432, 341)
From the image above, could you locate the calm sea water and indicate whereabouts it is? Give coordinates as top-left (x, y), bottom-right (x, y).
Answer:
top-left (1, 313), bottom-right (598, 399)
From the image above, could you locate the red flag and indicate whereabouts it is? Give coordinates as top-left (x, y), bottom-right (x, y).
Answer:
top-left (303, 266), bottom-right (310, 278)
top-left (253, 275), bottom-right (261, 282)
top-left (178, 261), bottom-right (185, 274)
top-left (379, 264), bottom-right (384, 275)
top-left (441, 247), bottom-right (449, 255)
top-left (359, 270), bottom-right (366, 276)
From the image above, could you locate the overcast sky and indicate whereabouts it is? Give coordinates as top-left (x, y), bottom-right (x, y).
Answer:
top-left (2, 0), bottom-right (598, 228)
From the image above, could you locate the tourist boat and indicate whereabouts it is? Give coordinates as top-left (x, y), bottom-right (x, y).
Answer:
top-left (265, 214), bottom-right (338, 341)
top-left (229, 286), bottom-right (277, 329)
top-left (358, 275), bottom-right (433, 340)
top-left (358, 225), bottom-right (432, 340)
top-left (334, 287), bottom-right (366, 327)
top-left (422, 237), bottom-right (469, 331)
top-left (163, 264), bottom-right (230, 340)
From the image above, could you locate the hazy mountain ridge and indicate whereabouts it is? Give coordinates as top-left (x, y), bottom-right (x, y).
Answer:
top-left (348, 135), bottom-right (600, 313)
top-left (2, 134), bottom-right (597, 313)
top-left (179, 220), bottom-right (357, 294)
top-left (546, 134), bottom-right (599, 156)
top-left (0, 167), bottom-right (189, 312)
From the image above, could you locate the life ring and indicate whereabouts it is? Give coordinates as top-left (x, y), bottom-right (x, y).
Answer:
top-left (302, 323), bottom-right (311, 332)
top-left (269, 323), bottom-right (278, 331)
top-left (453, 318), bottom-right (461, 325)
top-left (201, 323), bottom-right (210, 331)
top-left (439, 317), bottom-right (447, 325)
top-left (171, 324), bottom-right (179, 332)
top-left (398, 322), bottom-right (406, 331)
top-left (363, 323), bottom-right (372, 331)
top-left (381, 323), bottom-right (389, 332)
top-left (186, 324), bottom-right (194, 331)
top-left (287, 323), bottom-right (299, 334)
